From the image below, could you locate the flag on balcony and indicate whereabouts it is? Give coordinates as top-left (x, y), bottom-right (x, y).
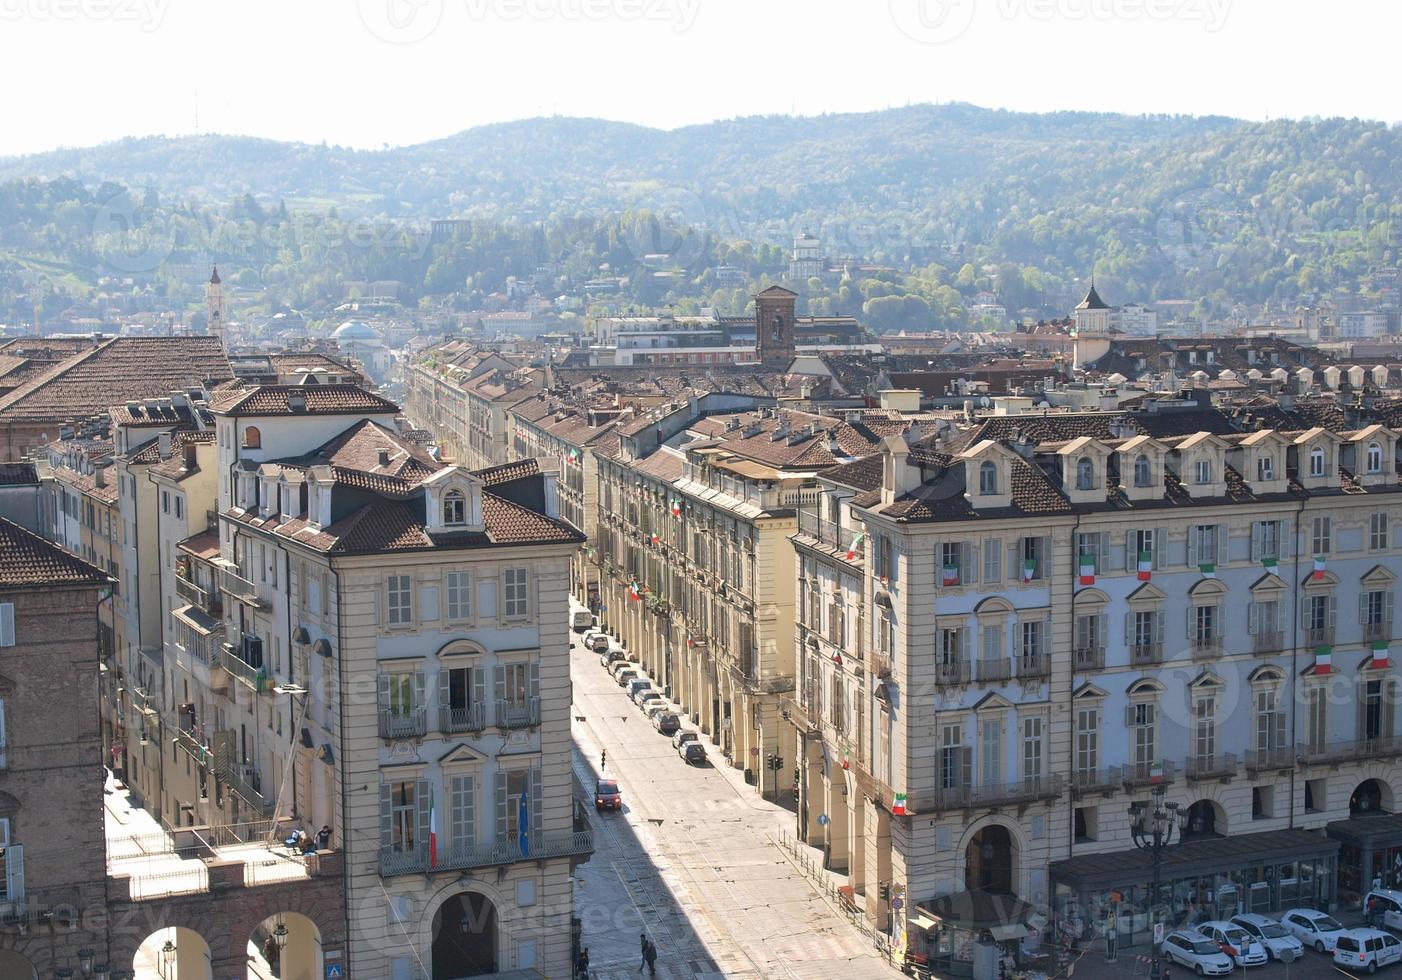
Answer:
top-left (846, 532), bottom-right (865, 561)
top-left (671, 497), bottom-right (682, 518)
top-left (1373, 641), bottom-right (1391, 669)
top-left (891, 792), bottom-right (908, 816)
top-left (1261, 556), bottom-right (1278, 572)
top-left (832, 651), bottom-right (843, 667)
top-left (518, 793), bottom-right (530, 858)
top-left (1314, 645), bottom-right (1332, 675)
top-left (429, 787), bottom-right (439, 869)
top-left (842, 746), bottom-right (850, 770)
top-left (1078, 554), bottom-right (1095, 586)
top-left (1137, 551), bottom-right (1153, 581)
top-left (1313, 556), bottom-right (1327, 581)
top-left (942, 564), bottom-right (960, 587)
top-left (1198, 563), bottom-right (1216, 579)
top-left (1022, 559), bottom-right (1036, 583)
top-left (1149, 760), bottom-right (1164, 784)
top-left (650, 532), bottom-right (660, 546)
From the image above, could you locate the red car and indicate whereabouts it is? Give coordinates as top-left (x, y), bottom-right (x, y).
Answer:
top-left (595, 779), bottom-right (622, 811)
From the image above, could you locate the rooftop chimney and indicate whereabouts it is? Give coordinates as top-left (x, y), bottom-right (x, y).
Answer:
top-left (287, 392), bottom-right (307, 413)
top-left (158, 432), bottom-right (172, 460)
top-left (183, 442), bottom-right (198, 469)
top-left (377, 449), bottom-right (391, 468)
top-left (94, 462), bottom-right (107, 488)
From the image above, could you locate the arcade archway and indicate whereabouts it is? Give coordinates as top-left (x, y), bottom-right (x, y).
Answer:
top-left (966, 824), bottom-right (1016, 895)
top-left (134, 926), bottom-right (212, 980)
top-left (431, 891), bottom-right (498, 979)
top-left (246, 911), bottom-right (322, 980)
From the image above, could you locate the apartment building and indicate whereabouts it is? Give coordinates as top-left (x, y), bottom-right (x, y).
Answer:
top-left (790, 402), bottom-right (1402, 971)
top-left (207, 383), bottom-right (590, 979)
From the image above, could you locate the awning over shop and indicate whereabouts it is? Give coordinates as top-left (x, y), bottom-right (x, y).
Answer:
top-left (1050, 828), bottom-right (1338, 892)
top-left (1327, 813), bottom-right (1402, 849)
top-left (990, 924), bottom-right (1030, 941)
top-left (909, 911), bottom-right (940, 931)
top-left (916, 890), bottom-right (1040, 933)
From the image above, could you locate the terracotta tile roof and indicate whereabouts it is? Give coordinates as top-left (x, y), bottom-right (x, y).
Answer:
top-left (178, 530), bottom-right (221, 561)
top-left (689, 411), bottom-right (887, 470)
top-left (0, 462), bottom-right (37, 486)
top-left (0, 516), bottom-right (110, 589)
top-left (110, 401), bottom-right (194, 427)
top-left (0, 337), bottom-right (231, 425)
top-left (209, 384), bottom-right (399, 417)
top-left (128, 430), bottom-right (215, 465)
top-left (820, 452), bottom-right (884, 491)
top-left (476, 458), bottom-right (540, 487)
top-left (56, 467), bottom-right (120, 504)
top-left (303, 419), bottom-right (439, 484)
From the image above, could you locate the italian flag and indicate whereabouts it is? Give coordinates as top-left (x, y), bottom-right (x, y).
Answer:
top-left (1137, 551), bottom-right (1153, 581)
top-left (1313, 556), bottom-right (1327, 581)
top-left (891, 792), bottom-right (908, 816)
top-left (1078, 554), bottom-right (1095, 586)
top-left (1198, 563), bottom-right (1216, 579)
top-left (842, 747), bottom-right (850, 771)
top-left (1022, 559), bottom-right (1036, 583)
top-left (650, 532), bottom-right (660, 545)
top-left (1149, 761), bottom-right (1165, 784)
top-left (942, 564), bottom-right (959, 587)
top-left (429, 786), bottom-right (439, 868)
top-left (671, 498), bottom-right (682, 518)
top-left (1262, 556), bottom-right (1278, 572)
top-left (846, 532), bottom-right (865, 561)
top-left (628, 581), bottom-right (641, 601)
top-left (1374, 641), bottom-right (1391, 669)
top-left (1315, 646), bottom-right (1333, 675)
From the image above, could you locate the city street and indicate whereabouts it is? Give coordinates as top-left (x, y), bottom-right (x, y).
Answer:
top-left (568, 624), bottom-right (903, 980)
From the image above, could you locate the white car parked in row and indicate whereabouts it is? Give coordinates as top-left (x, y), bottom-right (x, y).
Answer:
top-left (1281, 908), bottom-right (1348, 953)
top-left (1162, 930), bottom-right (1235, 976)
top-left (1230, 913), bottom-right (1305, 962)
top-left (1197, 921), bottom-right (1268, 967)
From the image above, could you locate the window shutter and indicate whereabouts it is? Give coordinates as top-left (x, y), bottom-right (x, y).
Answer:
top-left (1386, 680), bottom-right (1397, 738)
top-left (983, 538), bottom-right (1001, 582)
top-left (1361, 592), bottom-right (1370, 626)
top-left (1123, 612), bottom-right (1132, 645)
top-left (4, 843), bottom-right (22, 901)
top-left (0, 603), bottom-right (13, 647)
top-left (379, 784), bottom-right (393, 850)
top-left (964, 542), bottom-right (976, 585)
top-left (494, 665), bottom-right (506, 706)
top-left (1098, 614), bottom-right (1109, 648)
top-left (1124, 705), bottom-right (1137, 727)
top-left (1186, 606), bottom-right (1193, 639)
top-left (531, 767), bottom-right (543, 835)
top-left (1125, 531), bottom-right (1137, 570)
top-left (1280, 521), bottom-right (1291, 558)
top-left (1358, 683), bottom-right (1368, 741)
top-left (1097, 533), bottom-right (1110, 568)
top-left (438, 670), bottom-right (451, 719)
top-left (1248, 602), bottom-right (1259, 636)
top-left (1216, 526), bottom-right (1226, 566)
top-left (1388, 591), bottom-right (1396, 624)
top-left (960, 746), bottom-right (972, 789)
top-left (529, 661), bottom-right (540, 701)
top-left (376, 674), bottom-right (390, 711)
top-left (1251, 523), bottom-right (1262, 562)
top-left (1156, 611), bottom-right (1166, 644)
top-left (1042, 536), bottom-right (1053, 577)
top-left (1273, 708), bottom-right (1286, 750)
top-left (1006, 542), bottom-right (1018, 583)
top-left (495, 772), bottom-right (509, 842)
top-left (413, 672), bottom-right (425, 711)
top-left (1328, 595), bottom-right (1338, 629)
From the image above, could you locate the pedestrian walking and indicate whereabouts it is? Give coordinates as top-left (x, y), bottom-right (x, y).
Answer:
top-left (644, 939), bottom-right (658, 976)
top-left (638, 933), bottom-right (648, 972)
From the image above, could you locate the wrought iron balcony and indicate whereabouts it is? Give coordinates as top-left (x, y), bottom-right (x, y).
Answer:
top-left (440, 703), bottom-right (487, 734)
top-left (1072, 767), bottom-right (1122, 795)
top-left (378, 707), bottom-right (428, 740)
top-left (1184, 752), bottom-right (1238, 781)
top-left (1305, 626), bottom-right (1335, 648)
top-left (1073, 646), bottom-right (1105, 671)
top-left (1252, 631), bottom-right (1285, 655)
top-left (1190, 638), bottom-right (1222, 661)
top-left (1297, 735), bottom-right (1402, 766)
top-left (1131, 643), bottom-right (1163, 666)
top-left (1366, 621), bottom-right (1394, 644)
top-left (1016, 654), bottom-right (1049, 680)
top-left (933, 661), bottom-right (970, 688)
top-left (215, 760), bottom-right (274, 816)
top-left (496, 698), bottom-right (541, 730)
top-left (1122, 759), bottom-right (1177, 788)
top-left (175, 576), bottom-right (222, 617)
top-left (1244, 747), bottom-right (1296, 773)
top-left (929, 775), bottom-right (1064, 811)
top-left (174, 727), bottom-right (211, 765)
top-left (221, 642), bottom-right (272, 693)
top-left (975, 658), bottom-right (1012, 683)
top-left (379, 828), bottom-right (594, 877)
top-left (220, 566), bottom-right (270, 609)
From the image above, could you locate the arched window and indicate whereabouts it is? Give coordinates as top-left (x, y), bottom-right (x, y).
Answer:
top-left (1133, 455), bottom-right (1152, 488)
top-left (1310, 446), bottom-right (1326, 478)
top-left (242, 426), bottom-right (261, 450)
top-left (1367, 442), bottom-right (1384, 474)
top-left (978, 461), bottom-right (998, 496)
top-left (1075, 457), bottom-right (1096, 491)
top-left (443, 489), bottom-right (466, 526)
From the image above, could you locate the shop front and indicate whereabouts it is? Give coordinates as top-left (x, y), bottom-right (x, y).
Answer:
top-left (909, 891), bottom-right (1049, 980)
top-left (1050, 829), bottom-right (1339, 950)
top-left (1327, 813), bottom-right (1402, 906)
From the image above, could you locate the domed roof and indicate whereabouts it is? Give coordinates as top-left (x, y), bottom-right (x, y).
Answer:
top-left (333, 319), bottom-right (382, 341)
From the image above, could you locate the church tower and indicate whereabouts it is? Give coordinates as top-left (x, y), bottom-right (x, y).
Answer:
top-left (754, 285), bottom-right (798, 367)
top-left (205, 265), bottom-right (226, 344)
top-left (1072, 279), bottom-right (1113, 370)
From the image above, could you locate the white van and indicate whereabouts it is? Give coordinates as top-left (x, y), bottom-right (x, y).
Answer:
top-left (571, 609), bottom-right (595, 631)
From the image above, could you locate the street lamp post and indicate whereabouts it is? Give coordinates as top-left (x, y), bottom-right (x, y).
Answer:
top-left (1128, 784), bottom-right (1188, 980)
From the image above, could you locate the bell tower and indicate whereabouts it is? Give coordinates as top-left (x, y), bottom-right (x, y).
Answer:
top-left (754, 285), bottom-right (797, 367)
top-left (206, 265), bottom-right (226, 344)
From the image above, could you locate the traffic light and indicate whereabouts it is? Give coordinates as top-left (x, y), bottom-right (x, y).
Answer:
top-left (769, 755), bottom-right (785, 771)
top-left (879, 882), bottom-right (890, 902)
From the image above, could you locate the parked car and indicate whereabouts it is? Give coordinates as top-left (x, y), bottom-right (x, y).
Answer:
top-left (571, 609), bottom-right (595, 631)
top-left (583, 630), bottom-right (610, 653)
top-left (1162, 930), bottom-right (1235, 976)
top-left (653, 712), bottom-right (680, 735)
top-left (1334, 929), bottom-right (1402, 973)
top-left (680, 742), bottom-right (707, 765)
top-left (1366, 889), bottom-right (1402, 932)
top-left (1282, 908), bottom-right (1348, 953)
top-left (639, 697), bottom-right (668, 718)
top-left (1230, 913), bottom-right (1305, 961)
top-left (600, 647), bottom-right (625, 667)
top-left (672, 730), bottom-right (699, 750)
top-left (614, 669), bottom-right (639, 688)
top-left (1198, 921), bottom-right (1268, 967)
top-left (627, 679), bottom-right (653, 702)
top-left (609, 659), bottom-right (635, 679)
top-left (594, 779), bottom-right (622, 811)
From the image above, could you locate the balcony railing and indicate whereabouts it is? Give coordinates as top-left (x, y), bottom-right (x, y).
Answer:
top-left (1131, 643), bottom-right (1164, 666)
top-left (174, 727), bottom-right (211, 764)
top-left (933, 661), bottom-right (970, 687)
top-left (1305, 626), bottom-right (1335, 648)
top-left (1122, 760), bottom-right (1177, 788)
top-left (221, 643), bottom-right (272, 693)
top-left (794, 510), bottom-right (864, 558)
top-left (1190, 638), bottom-right (1222, 661)
top-left (1073, 646), bottom-right (1105, 671)
top-left (930, 775), bottom-right (1063, 811)
top-left (975, 658), bottom-right (1012, 683)
top-left (216, 761), bottom-right (275, 816)
top-left (1016, 654), bottom-right (1049, 680)
top-left (378, 707), bottom-right (428, 740)
top-left (1253, 631), bottom-right (1285, 655)
top-left (1072, 767), bottom-right (1122, 795)
top-left (496, 698), bottom-right (541, 730)
top-left (440, 703), bottom-right (487, 734)
top-left (1184, 752), bottom-right (1238, 781)
top-left (1297, 735), bottom-right (1402, 766)
top-left (380, 828), bottom-right (594, 877)
top-left (1244, 746), bottom-right (1296, 773)
top-left (1366, 621), bottom-right (1394, 644)
top-left (220, 567), bottom-right (270, 609)
top-left (175, 576), bottom-right (222, 617)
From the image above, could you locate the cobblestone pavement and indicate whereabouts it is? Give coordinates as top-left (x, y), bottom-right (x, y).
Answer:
top-left (569, 628), bottom-right (903, 980)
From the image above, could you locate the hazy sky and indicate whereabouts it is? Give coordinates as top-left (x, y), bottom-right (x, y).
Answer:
top-left (0, 0), bottom-right (1394, 157)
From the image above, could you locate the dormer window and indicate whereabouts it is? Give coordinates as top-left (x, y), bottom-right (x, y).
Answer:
top-left (443, 489), bottom-right (466, 526)
top-left (1368, 442), bottom-right (1384, 474)
top-left (1194, 459), bottom-right (1213, 485)
top-left (1310, 447), bottom-right (1327, 478)
top-left (979, 461), bottom-right (999, 496)
top-left (1134, 455), bottom-right (1152, 488)
top-left (1075, 457), bottom-right (1096, 491)
top-left (1257, 456), bottom-right (1275, 481)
